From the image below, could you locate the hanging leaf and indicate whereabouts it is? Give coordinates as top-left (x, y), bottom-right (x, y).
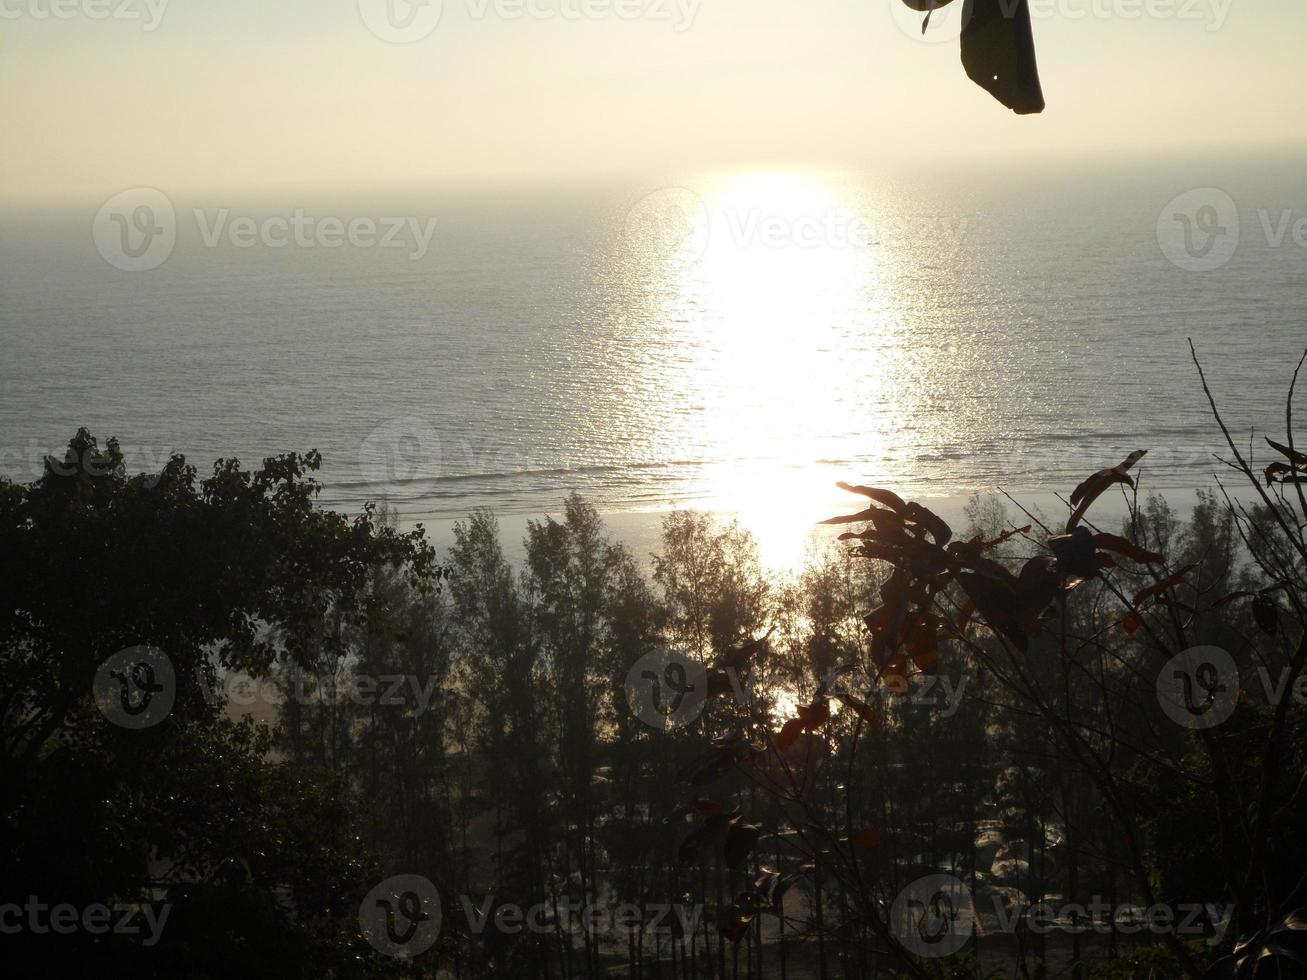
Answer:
top-left (836, 481), bottom-right (907, 512)
top-left (1252, 594), bottom-right (1279, 636)
top-left (1131, 564), bottom-right (1197, 608)
top-left (960, 0), bottom-right (1045, 115)
top-left (834, 691), bottom-right (880, 728)
top-left (1067, 450), bottom-right (1148, 531)
top-left (849, 827), bottom-right (882, 849)
top-left (1094, 533), bottom-right (1165, 565)
top-left (665, 799), bottom-right (723, 825)
top-left (1266, 437), bottom-right (1307, 466)
top-left (718, 909), bottom-right (752, 943)
top-left (776, 718), bottom-right (804, 754)
top-left (1048, 527), bottom-right (1098, 578)
top-left (725, 820), bottom-right (763, 870)
top-left (797, 698), bottom-right (831, 731)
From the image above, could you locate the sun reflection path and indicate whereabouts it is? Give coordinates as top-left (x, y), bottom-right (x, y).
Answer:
top-left (636, 173), bottom-right (915, 571)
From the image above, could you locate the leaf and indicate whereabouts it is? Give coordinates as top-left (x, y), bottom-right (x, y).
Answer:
top-left (1216, 582), bottom-right (1289, 608)
top-left (905, 501), bottom-right (953, 546)
top-left (1266, 437), bottom-right (1307, 466)
top-left (1267, 462), bottom-right (1292, 485)
top-left (797, 698), bottom-right (831, 730)
top-left (718, 909), bottom-right (751, 943)
top-left (1093, 532), bottom-right (1165, 564)
top-left (714, 627), bottom-right (775, 672)
top-left (776, 718), bottom-right (804, 754)
top-left (665, 799), bottom-right (723, 825)
top-left (836, 481), bottom-right (906, 512)
top-left (821, 508), bottom-right (883, 526)
top-left (678, 741), bottom-right (750, 785)
top-left (1252, 594), bottom-right (1279, 636)
top-left (834, 691), bottom-right (880, 728)
top-left (849, 827), bottom-right (881, 849)
top-left (956, 569), bottom-right (1028, 651)
top-left (1048, 527), bottom-right (1098, 577)
top-left (1123, 613), bottom-right (1143, 635)
top-left (725, 820), bottom-right (762, 870)
top-left (1067, 450), bottom-right (1147, 531)
top-left (1131, 564), bottom-right (1196, 608)
top-left (960, 0), bottom-right (1045, 115)
top-left (678, 812), bottom-right (733, 863)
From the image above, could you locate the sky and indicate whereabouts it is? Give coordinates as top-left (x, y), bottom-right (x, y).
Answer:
top-left (1, 0), bottom-right (1305, 202)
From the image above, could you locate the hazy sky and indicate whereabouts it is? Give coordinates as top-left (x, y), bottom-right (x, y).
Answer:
top-left (1, 0), bottom-right (1304, 202)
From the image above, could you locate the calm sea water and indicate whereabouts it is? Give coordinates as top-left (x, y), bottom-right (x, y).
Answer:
top-left (2, 156), bottom-right (1304, 563)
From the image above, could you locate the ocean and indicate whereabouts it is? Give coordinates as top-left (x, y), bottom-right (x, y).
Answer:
top-left (2, 154), bottom-right (1304, 566)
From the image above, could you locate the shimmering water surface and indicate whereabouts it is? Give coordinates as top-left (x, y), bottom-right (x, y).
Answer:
top-left (2, 159), bottom-right (1304, 566)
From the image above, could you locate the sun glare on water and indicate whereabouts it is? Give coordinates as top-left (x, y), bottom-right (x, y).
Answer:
top-left (626, 173), bottom-right (912, 571)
